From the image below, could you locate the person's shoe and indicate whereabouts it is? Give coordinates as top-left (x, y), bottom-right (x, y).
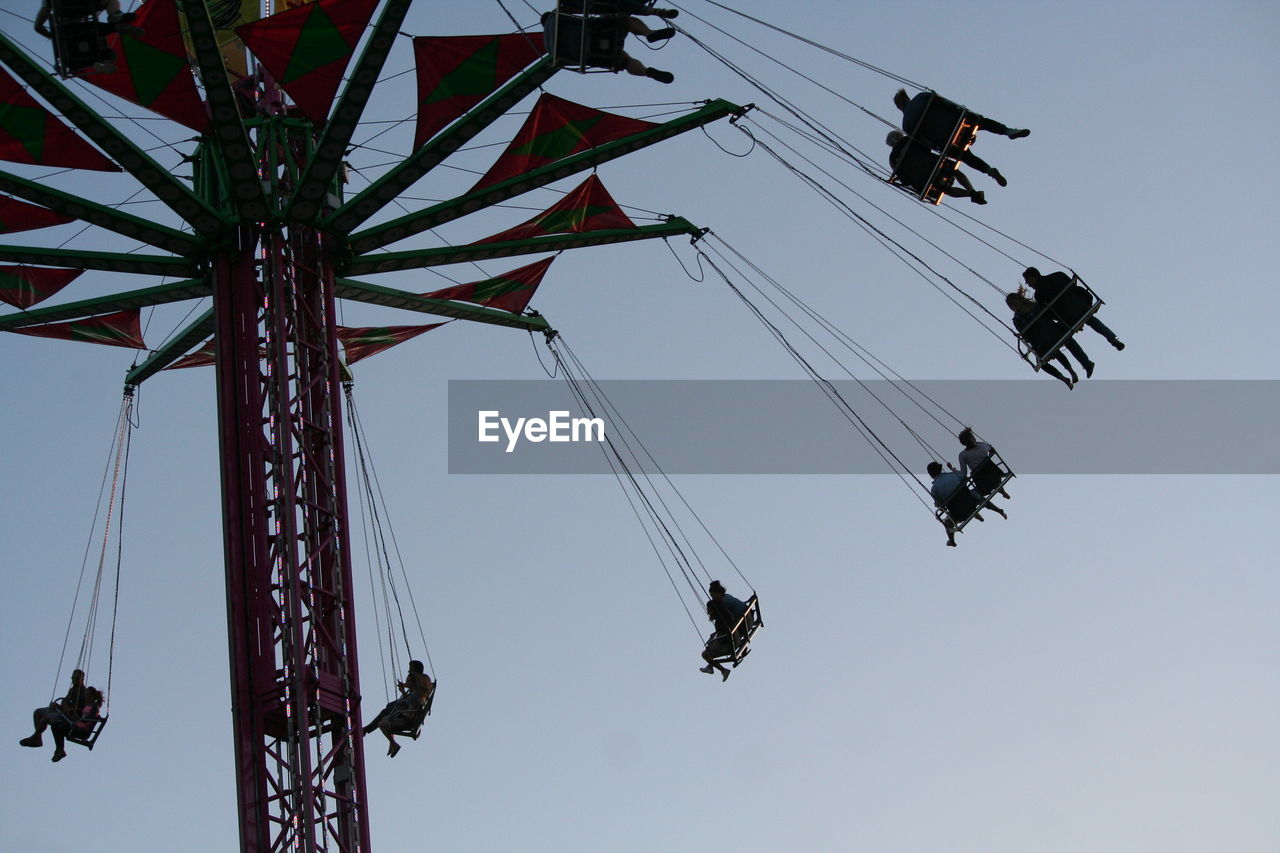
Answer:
top-left (1007, 128), bottom-right (1031, 139)
top-left (645, 27), bottom-right (676, 42)
top-left (699, 665), bottom-right (714, 675)
top-left (1083, 360), bottom-right (1095, 378)
top-left (361, 723), bottom-right (376, 735)
top-left (387, 742), bottom-right (401, 758)
top-left (19, 735), bottom-right (41, 748)
top-left (1111, 339), bottom-right (1125, 351)
top-left (990, 169), bottom-right (1008, 187)
top-left (52, 749), bottom-right (66, 763)
top-left (645, 68), bottom-right (675, 84)
top-left (656, 8), bottom-right (679, 18)
top-left (720, 669), bottom-right (731, 682)
top-left (970, 191), bottom-right (987, 205)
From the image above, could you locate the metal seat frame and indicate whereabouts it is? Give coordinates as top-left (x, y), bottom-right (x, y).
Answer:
top-left (887, 93), bottom-right (980, 205)
top-left (380, 686), bottom-right (435, 740)
top-left (1015, 273), bottom-right (1104, 372)
top-left (704, 594), bottom-right (763, 668)
top-left (48, 0), bottom-right (113, 79)
top-left (935, 450), bottom-right (1015, 534)
top-left (547, 1), bottom-right (629, 75)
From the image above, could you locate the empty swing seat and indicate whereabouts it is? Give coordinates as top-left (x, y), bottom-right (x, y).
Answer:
top-left (704, 594), bottom-right (763, 668)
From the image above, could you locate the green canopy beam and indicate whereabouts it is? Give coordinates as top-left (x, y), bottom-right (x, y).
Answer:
top-left (0, 278), bottom-right (210, 330)
top-left (324, 56), bottom-right (560, 236)
top-left (347, 218), bottom-right (706, 275)
top-left (285, 0), bottom-right (414, 224)
top-left (125, 307), bottom-right (216, 386)
top-left (177, 0), bottom-right (269, 223)
top-left (0, 30), bottom-right (228, 237)
top-left (335, 278), bottom-right (551, 332)
top-left (0, 168), bottom-right (204, 256)
top-left (0, 244), bottom-right (199, 277)
top-left (345, 98), bottom-right (744, 255)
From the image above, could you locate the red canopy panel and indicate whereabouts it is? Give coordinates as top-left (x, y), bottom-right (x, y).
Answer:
top-left (87, 0), bottom-right (210, 132)
top-left (336, 321), bottom-right (445, 364)
top-left (9, 309), bottom-right (145, 349)
top-left (0, 69), bottom-right (119, 171)
top-left (413, 33), bottom-right (546, 148)
top-left (237, 0), bottom-right (379, 124)
top-left (420, 256), bottom-right (553, 315)
top-left (0, 196), bottom-right (75, 234)
top-left (165, 339), bottom-right (216, 369)
top-left (478, 174), bottom-right (634, 244)
top-left (0, 265), bottom-right (84, 309)
top-left (470, 93), bottom-right (656, 192)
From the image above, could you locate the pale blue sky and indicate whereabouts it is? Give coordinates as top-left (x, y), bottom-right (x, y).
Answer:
top-left (2, 1), bottom-right (1277, 851)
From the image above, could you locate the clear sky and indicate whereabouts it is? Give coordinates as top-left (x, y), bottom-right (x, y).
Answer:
top-left (1, 1), bottom-right (1277, 851)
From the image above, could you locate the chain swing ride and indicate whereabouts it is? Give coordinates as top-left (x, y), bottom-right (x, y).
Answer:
top-left (1, 1), bottom-right (1122, 850)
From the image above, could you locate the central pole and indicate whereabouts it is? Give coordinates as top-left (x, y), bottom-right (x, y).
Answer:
top-left (212, 192), bottom-right (371, 852)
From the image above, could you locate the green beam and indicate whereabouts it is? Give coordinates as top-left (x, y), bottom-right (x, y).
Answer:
top-left (0, 30), bottom-right (228, 236)
top-left (177, 0), bottom-right (269, 223)
top-left (285, 0), bottom-right (414, 224)
top-left (324, 56), bottom-right (560, 236)
top-left (335, 278), bottom-right (551, 332)
top-left (345, 98), bottom-right (744, 255)
top-left (0, 244), bottom-right (198, 277)
top-left (346, 218), bottom-right (706, 275)
top-left (0, 168), bottom-right (204, 256)
top-left (125, 307), bottom-right (215, 386)
top-left (0, 278), bottom-right (210, 330)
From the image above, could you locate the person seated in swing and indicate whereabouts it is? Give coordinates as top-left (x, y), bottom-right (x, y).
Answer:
top-left (893, 89), bottom-right (1030, 147)
top-left (1022, 267), bottom-right (1125, 351)
top-left (1006, 291), bottom-right (1094, 387)
top-left (541, 9), bottom-right (677, 84)
top-left (559, 0), bottom-right (679, 18)
top-left (19, 668), bottom-right (97, 762)
top-left (699, 580), bottom-right (748, 682)
top-left (885, 130), bottom-right (991, 204)
top-left (928, 461), bottom-right (1006, 547)
top-left (34, 0), bottom-right (142, 75)
top-left (362, 660), bottom-right (434, 758)
top-left (957, 427), bottom-right (1011, 501)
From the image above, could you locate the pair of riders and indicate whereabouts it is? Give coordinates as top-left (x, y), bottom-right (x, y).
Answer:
top-left (928, 428), bottom-right (1011, 547)
top-left (1007, 267), bottom-right (1126, 388)
top-left (19, 669), bottom-right (104, 763)
top-left (886, 88), bottom-right (1030, 204)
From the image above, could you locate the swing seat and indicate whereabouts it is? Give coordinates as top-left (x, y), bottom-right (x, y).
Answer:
top-left (935, 486), bottom-right (984, 534)
top-left (52, 20), bottom-right (114, 78)
top-left (382, 688), bottom-right (434, 740)
top-left (545, 12), bottom-right (628, 74)
top-left (704, 595), bottom-right (763, 667)
top-left (59, 712), bottom-right (108, 750)
top-left (887, 100), bottom-right (980, 205)
top-left (968, 452), bottom-right (1014, 500)
top-left (1016, 275), bottom-right (1103, 372)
